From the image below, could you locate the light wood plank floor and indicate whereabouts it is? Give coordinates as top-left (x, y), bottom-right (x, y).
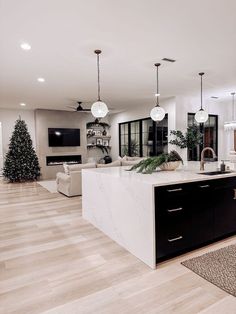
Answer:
top-left (0, 180), bottom-right (236, 314)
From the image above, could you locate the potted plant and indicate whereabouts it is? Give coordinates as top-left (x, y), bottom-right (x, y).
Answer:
top-left (169, 125), bottom-right (203, 160)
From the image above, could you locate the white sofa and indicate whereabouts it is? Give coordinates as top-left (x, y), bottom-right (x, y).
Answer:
top-left (56, 156), bottom-right (144, 197)
top-left (56, 163), bottom-right (96, 197)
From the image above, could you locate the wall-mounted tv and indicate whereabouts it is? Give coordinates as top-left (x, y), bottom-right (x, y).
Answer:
top-left (48, 128), bottom-right (80, 147)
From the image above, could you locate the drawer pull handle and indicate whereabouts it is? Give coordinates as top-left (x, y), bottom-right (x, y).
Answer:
top-left (168, 207), bottom-right (183, 213)
top-left (168, 236), bottom-right (183, 242)
top-left (167, 188), bottom-right (182, 192)
top-left (199, 185), bottom-right (210, 188)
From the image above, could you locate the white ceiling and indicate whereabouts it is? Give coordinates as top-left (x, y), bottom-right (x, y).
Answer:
top-left (0, 0), bottom-right (236, 111)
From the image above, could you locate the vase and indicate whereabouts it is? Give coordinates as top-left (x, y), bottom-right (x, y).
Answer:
top-left (159, 161), bottom-right (181, 171)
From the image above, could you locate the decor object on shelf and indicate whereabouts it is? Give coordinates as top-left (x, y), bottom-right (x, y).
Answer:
top-left (87, 144), bottom-right (110, 154)
top-left (3, 117), bottom-right (40, 182)
top-left (150, 63), bottom-right (165, 121)
top-left (96, 138), bottom-right (103, 145)
top-left (195, 72), bottom-right (209, 123)
top-left (95, 130), bottom-right (102, 136)
top-left (91, 50), bottom-right (109, 118)
top-left (103, 155), bottom-right (112, 164)
top-left (224, 92), bottom-right (236, 131)
top-left (87, 120), bottom-right (110, 129)
top-left (128, 150), bottom-right (183, 174)
top-left (103, 139), bottom-right (109, 146)
top-left (87, 129), bottom-right (95, 137)
top-left (169, 125), bottom-right (203, 149)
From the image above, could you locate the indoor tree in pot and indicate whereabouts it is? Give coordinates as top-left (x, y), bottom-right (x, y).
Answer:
top-left (169, 125), bottom-right (203, 160)
top-left (3, 117), bottom-right (40, 182)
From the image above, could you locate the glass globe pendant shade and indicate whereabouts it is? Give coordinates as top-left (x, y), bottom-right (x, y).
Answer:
top-left (224, 92), bottom-right (236, 131)
top-left (91, 100), bottom-right (109, 118)
top-left (150, 106), bottom-right (165, 121)
top-left (194, 108), bottom-right (208, 123)
top-left (224, 121), bottom-right (236, 131)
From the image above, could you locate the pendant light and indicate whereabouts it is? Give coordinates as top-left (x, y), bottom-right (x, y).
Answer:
top-left (224, 92), bottom-right (236, 131)
top-left (91, 50), bottom-right (109, 118)
top-left (150, 63), bottom-right (165, 121)
top-left (195, 72), bottom-right (209, 123)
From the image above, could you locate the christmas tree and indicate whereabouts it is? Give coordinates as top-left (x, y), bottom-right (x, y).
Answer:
top-left (3, 117), bottom-right (40, 182)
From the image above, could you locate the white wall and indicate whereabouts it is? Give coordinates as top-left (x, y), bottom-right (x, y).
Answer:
top-left (0, 109), bottom-right (36, 158)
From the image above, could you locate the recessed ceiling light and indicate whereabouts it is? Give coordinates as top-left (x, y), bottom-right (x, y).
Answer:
top-left (20, 42), bottom-right (31, 51)
top-left (37, 77), bottom-right (45, 83)
top-left (20, 103), bottom-right (26, 106)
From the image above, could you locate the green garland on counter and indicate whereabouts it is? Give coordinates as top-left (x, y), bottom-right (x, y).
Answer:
top-left (128, 150), bottom-right (183, 174)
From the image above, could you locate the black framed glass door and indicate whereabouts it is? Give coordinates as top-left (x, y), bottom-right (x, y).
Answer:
top-left (188, 113), bottom-right (218, 161)
top-left (119, 115), bottom-right (168, 157)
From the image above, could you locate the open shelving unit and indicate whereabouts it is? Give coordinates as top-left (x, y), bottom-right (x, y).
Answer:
top-left (86, 120), bottom-right (111, 154)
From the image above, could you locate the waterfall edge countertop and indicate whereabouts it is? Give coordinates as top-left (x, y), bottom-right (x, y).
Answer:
top-left (82, 166), bottom-right (236, 269)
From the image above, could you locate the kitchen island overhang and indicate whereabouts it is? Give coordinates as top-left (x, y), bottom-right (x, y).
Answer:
top-left (82, 166), bottom-right (236, 269)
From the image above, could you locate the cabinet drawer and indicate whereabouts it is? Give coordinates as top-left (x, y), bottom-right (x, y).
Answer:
top-left (156, 215), bottom-right (191, 259)
top-left (156, 184), bottom-right (189, 197)
top-left (155, 181), bottom-right (214, 211)
top-left (214, 177), bottom-right (236, 189)
top-left (155, 184), bottom-right (190, 212)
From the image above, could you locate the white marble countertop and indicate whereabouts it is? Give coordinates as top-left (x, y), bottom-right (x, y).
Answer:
top-left (82, 161), bottom-right (236, 269)
top-left (83, 164), bottom-right (236, 187)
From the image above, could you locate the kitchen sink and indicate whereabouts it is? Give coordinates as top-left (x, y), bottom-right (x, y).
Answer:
top-left (198, 171), bottom-right (233, 176)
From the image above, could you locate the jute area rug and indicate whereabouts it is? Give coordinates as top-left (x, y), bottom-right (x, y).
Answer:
top-left (182, 244), bottom-right (236, 297)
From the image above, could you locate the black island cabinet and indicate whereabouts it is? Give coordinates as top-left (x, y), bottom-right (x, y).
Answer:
top-left (155, 177), bottom-right (236, 262)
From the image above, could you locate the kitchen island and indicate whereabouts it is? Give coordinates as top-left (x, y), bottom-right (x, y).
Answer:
top-left (82, 166), bottom-right (236, 269)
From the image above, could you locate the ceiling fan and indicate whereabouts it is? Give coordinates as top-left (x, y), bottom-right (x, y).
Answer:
top-left (67, 100), bottom-right (115, 113)
top-left (67, 101), bottom-right (91, 113)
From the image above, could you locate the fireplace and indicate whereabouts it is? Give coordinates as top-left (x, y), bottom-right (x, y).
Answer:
top-left (46, 155), bottom-right (81, 166)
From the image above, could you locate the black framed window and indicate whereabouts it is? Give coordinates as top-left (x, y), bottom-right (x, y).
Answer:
top-left (188, 113), bottom-right (218, 161)
top-left (120, 123), bottom-right (129, 157)
top-left (119, 115), bottom-right (168, 157)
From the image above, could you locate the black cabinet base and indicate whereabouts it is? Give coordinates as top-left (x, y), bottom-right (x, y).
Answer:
top-left (155, 177), bottom-right (236, 263)
top-left (156, 231), bottom-right (236, 264)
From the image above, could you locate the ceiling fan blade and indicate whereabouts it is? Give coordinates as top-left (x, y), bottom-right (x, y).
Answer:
top-left (67, 106), bottom-right (77, 110)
